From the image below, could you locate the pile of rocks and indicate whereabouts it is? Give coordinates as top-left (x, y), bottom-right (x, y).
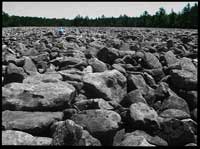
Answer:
top-left (2, 27), bottom-right (197, 146)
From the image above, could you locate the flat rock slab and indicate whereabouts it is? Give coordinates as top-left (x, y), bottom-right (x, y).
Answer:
top-left (2, 110), bottom-right (63, 136)
top-left (2, 81), bottom-right (76, 111)
top-left (83, 70), bottom-right (127, 103)
top-left (2, 130), bottom-right (52, 145)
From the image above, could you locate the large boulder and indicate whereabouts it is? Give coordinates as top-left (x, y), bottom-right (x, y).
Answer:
top-left (117, 135), bottom-right (155, 146)
top-left (142, 52), bottom-right (162, 69)
top-left (23, 72), bottom-right (63, 84)
top-left (2, 130), bottom-right (52, 145)
top-left (51, 119), bottom-right (101, 146)
top-left (83, 70), bottom-right (127, 103)
top-left (159, 109), bottom-right (191, 120)
top-left (4, 63), bottom-right (27, 84)
top-left (169, 57), bottom-right (197, 91)
top-left (2, 81), bottom-right (76, 111)
top-left (129, 102), bottom-right (160, 131)
top-left (158, 118), bottom-right (195, 146)
top-left (2, 110), bottom-right (63, 136)
top-left (121, 89), bottom-right (147, 107)
top-left (23, 56), bottom-right (38, 75)
top-left (97, 47), bottom-right (119, 64)
top-left (88, 57), bottom-right (107, 72)
top-left (170, 69), bottom-right (197, 91)
top-left (71, 109), bottom-right (121, 145)
top-left (164, 51), bottom-right (179, 66)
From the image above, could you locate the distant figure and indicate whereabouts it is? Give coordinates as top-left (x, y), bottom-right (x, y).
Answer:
top-left (58, 27), bottom-right (64, 36)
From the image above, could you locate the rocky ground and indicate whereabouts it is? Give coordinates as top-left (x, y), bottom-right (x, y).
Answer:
top-left (2, 27), bottom-right (198, 146)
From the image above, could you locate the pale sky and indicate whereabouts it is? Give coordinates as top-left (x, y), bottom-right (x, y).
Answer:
top-left (3, 2), bottom-right (198, 19)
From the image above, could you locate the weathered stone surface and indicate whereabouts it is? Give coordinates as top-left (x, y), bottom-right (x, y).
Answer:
top-left (74, 98), bottom-right (114, 111)
top-left (164, 51), bottom-right (178, 66)
top-left (71, 109), bottom-right (121, 145)
top-left (124, 130), bottom-right (168, 146)
top-left (118, 135), bottom-right (155, 146)
top-left (2, 110), bottom-right (63, 136)
top-left (88, 57), bottom-right (107, 72)
top-left (97, 47), bottom-right (119, 64)
top-left (83, 70), bottom-right (127, 103)
top-left (158, 118), bottom-right (195, 146)
top-left (2, 130), bottom-right (52, 145)
top-left (23, 56), bottom-right (38, 75)
top-left (159, 109), bottom-right (191, 120)
top-left (129, 102), bottom-right (160, 131)
top-left (23, 72), bottom-right (63, 84)
top-left (4, 63), bottom-right (27, 84)
top-left (2, 81), bottom-right (76, 111)
top-left (121, 89), bottom-right (147, 107)
top-left (142, 52), bottom-right (162, 69)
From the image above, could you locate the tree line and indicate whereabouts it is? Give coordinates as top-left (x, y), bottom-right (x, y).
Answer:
top-left (2, 3), bottom-right (198, 28)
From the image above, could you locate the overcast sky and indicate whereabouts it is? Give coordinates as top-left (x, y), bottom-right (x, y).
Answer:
top-left (3, 2), bottom-right (197, 19)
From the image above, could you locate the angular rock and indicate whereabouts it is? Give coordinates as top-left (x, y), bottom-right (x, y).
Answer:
top-left (164, 51), bottom-right (178, 66)
top-left (158, 118), bottom-right (195, 146)
top-left (23, 72), bottom-right (63, 84)
top-left (4, 63), bottom-right (27, 84)
top-left (142, 52), bottom-right (162, 69)
top-left (121, 89), bottom-right (147, 107)
top-left (118, 135), bottom-right (155, 146)
top-left (71, 109), bottom-right (121, 145)
top-left (2, 81), bottom-right (76, 111)
top-left (23, 56), bottom-right (38, 75)
top-left (170, 69), bottom-right (197, 91)
top-left (74, 98), bottom-right (114, 111)
top-left (129, 102), bottom-right (160, 131)
top-left (159, 109), bottom-right (190, 120)
top-left (97, 47), bottom-right (119, 64)
top-left (83, 70), bottom-right (127, 103)
top-left (2, 110), bottom-right (63, 136)
top-left (2, 130), bottom-right (52, 145)
top-left (88, 57), bottom-right (107, 72)
top-left (124, 130), bottom-right (168, 146)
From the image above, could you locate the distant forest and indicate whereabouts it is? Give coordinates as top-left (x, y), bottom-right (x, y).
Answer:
top-left (2, 3), bottom-right (198, 28)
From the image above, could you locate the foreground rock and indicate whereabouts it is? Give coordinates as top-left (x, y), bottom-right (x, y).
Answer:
top-left (2, 130), bottom-right (52, 145)
top-left (2, 81), bottom-right (76, 111)
top-left (51, 119), bottom-right (101, 146)
top-left (83, 70), bottom-right (127, 103)
top-left (158, 118), bottom-right (196, 145)
top-left (129, 102), bottom-right (160, 132)
top-left (2, 110), bottom-right (63, 136)
top-left (71, 109), bottom-right (121, 145)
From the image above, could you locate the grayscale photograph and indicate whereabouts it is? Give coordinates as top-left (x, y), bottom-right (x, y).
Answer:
top-left (2, 1), bottom-right (198, 146)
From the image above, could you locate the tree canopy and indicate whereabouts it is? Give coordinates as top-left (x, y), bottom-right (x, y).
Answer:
top-left (2, 3), bottom-right (198, 28)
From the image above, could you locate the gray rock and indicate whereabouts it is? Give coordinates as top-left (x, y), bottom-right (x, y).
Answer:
top-left (4, 63), bottom-right (27, 84)
top-left (118, 135), bottom-right (155, 146)
top-left (158, 118), bottom-right (195, 146)
top-left (2, 110), bottom-right (63, 136)
top-left (97, 47), bottom-right (119, 64)
top-left (121, 89), bottom-right (147, 107)
top-left (164, 51), bottom-right (178, 66)
top-left (23, 56), bottom-right (38, 75)
top-left (159, 109), bottom-right (191, 120)
top-left (2, 81), bottom-right (76, 111)
top-left (71, 109), bottom-right (121, 145)
top-left (83, 70), bottom-right (127, 103)
top-left (2, 130), bottom-right (52, 145)
top-left (88, 57), bottom-right (107, 72)
top-left (129, 102), bottom-right (160, 131)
